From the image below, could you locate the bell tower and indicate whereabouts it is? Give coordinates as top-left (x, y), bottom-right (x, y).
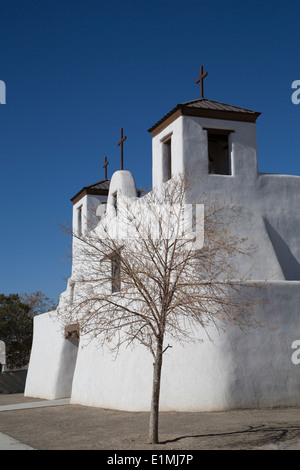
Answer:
top-left (148, 68), bottom-right (261, 188)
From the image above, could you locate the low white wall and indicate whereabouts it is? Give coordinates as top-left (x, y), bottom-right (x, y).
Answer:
top-left (70, 339), bottom-right (153, 410)
top-left (69, 281), bottom-right (300, 412)
top-left (25, 311), bottom-right (78, 400)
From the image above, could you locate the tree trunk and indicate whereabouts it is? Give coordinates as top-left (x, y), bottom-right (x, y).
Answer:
top-left (148, 339), bottom-right (163, 444)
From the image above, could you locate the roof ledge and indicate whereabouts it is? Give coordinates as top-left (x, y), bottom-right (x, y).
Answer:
top-left (148, 98), bottom-right (261, 136)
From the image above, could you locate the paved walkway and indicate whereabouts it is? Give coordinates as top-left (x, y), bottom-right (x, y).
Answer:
top-left (1, 394), bottom-right (300, 450)
top-left (0, 397), bottom-right (70, 412)
top-left (0, 397), bottom-right (70, 450)
top-left (0, 432), bottom-right (34, 450)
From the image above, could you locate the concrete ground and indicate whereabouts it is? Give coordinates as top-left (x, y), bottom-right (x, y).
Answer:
top-left (1, 394), bottom-right (300, 450)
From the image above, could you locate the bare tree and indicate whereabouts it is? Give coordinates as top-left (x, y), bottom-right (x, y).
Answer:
top-left (21, 291), bottom-right (57, 317)
top-left (60, 175), bottom-right (260, 444)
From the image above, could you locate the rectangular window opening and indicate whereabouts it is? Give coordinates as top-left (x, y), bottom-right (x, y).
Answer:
top-left (111, 254), bottom-right (121, 293)
top-left (161, 134), bottom-right (172, 182)
top-left (113, 192), bottom-right (118, 216)
top-left (70, 283), bottom-right (75, 303)
top-left (206, 129), bottom-right (232, 175)
top-left (77, 206), bottom-right (82, 236)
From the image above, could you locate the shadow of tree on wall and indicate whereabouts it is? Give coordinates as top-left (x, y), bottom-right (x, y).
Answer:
top-left (264, 217), bottom-right (300, 280)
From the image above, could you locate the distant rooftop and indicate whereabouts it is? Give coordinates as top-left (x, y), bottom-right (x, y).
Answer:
top-left (84, 180), bottom-right (110, 192)
top-left (148, 98), bottom-right (261, 136)
top-left (71, 179), bottom-right (110, 204)
top-left (71, 178), bottom-right (143, 205)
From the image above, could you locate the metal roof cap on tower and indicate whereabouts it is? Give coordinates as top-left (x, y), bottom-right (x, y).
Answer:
top-left (148, 98), bottom-right (261, 136)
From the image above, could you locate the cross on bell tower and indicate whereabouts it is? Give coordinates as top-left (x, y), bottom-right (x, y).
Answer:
top-left (117, 127), bottom-right (127, 170)
top-left (103, 156), bottom-right (109, 179)
top-left (196, 65), bottom-right (208, 99)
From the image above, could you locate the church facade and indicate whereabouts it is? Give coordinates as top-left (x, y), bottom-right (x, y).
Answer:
top-left (25, 89), bottom-right (300, 412)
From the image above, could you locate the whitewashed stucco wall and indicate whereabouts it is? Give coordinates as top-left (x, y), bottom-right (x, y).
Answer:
top-left (152, 115), bottom-right (258, 188)
top-left (25, 109), bottom-right (300, 411)
top-left (24, 311), bottom-right (78, 400)
top-left (25, 281), bottom-right (300, 411)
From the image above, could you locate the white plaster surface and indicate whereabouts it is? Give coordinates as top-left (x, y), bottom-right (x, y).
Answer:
top-left (106, 170), bottom-right (137, 217)
top-left (25, 311), bottom-right (78, 400)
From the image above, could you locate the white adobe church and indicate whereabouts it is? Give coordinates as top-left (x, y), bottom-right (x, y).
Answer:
top-left (25, 69), bottom-right (300, 411)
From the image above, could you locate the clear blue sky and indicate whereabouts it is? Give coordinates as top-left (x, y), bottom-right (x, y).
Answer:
top-left (1, 0), bottom-right (300, 304)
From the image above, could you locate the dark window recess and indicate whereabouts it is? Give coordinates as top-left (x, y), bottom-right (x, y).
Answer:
top-left (77, 206), bottom-right (82, 235)
top-left (207, 133), bottom-right (230, 175)
top-left (65, 323), bottom-right (80, 344)
top-left (162, 135), bottom-right (172, 182)
top-left (111, 255), bottom-right (121, 293)
top-left (113, 192), bottom-right (118, 215)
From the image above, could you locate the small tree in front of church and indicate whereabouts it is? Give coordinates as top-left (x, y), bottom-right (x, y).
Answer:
top-left (61, 175), bottom-right (259, 444)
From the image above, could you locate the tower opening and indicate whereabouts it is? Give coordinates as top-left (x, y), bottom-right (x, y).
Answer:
top-left (206, 129), bottom-right (232, 175)
top-left (161, 133), bottom-right (172, 182)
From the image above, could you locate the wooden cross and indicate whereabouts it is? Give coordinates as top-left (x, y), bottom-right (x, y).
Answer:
top-left (196, 65), bottom-right (208, 99)
top-left (117, 127), bottom-right (127, 170)
top-left (103, 156), bottom-right (109, 179)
